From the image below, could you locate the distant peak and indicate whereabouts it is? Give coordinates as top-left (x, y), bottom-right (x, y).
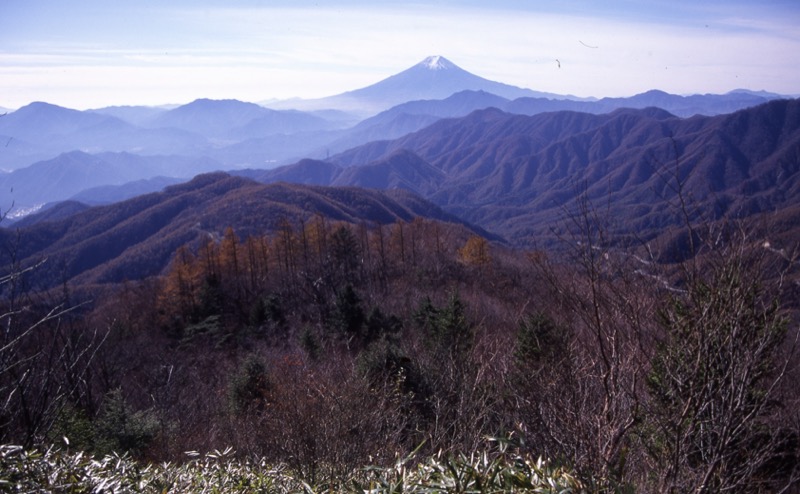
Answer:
top-left (420, 55), bottom-right (452, 70)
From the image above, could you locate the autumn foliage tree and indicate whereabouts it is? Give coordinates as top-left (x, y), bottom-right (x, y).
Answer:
top-left (458, 235), bottom-right (491, 267)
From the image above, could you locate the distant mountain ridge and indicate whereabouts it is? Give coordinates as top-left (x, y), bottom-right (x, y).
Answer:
top-left (144, 98), bottom-right (341, 140)
top-left (505, 89), bottom-right (783, 119)
top-left (1, 151), bottom-right (223, 208)
top-left (0, 102), bottom-right (210, 170)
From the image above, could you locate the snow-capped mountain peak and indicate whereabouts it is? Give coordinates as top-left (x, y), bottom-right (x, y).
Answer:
top-left (267, 55), bottom-right (555, 114)
top-left (421, 55), bottom-right (450, 70)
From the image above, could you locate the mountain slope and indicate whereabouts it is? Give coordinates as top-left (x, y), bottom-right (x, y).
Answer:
top-left (313, 90), bottom-right (510, 157)
top-left (262, 99), bottom-right (800, 247)
top-left (146, 99), bottom-right (340, 140)
top-left (0, 102), bottom-right (211, 170)
top-left (89, 105), bottom-right (168, 125)
top-left (0, 99), bottom-right (346, 172)
top-left (146, 99), bottom-right (273, 138)
top-left (0, 102), bottom-right (129, 169)
top-left (0, 173), bottom-right (486, 288)
top-left (332, 149), bottom-right (446, 196)
top-left (0, 102), bottom-right (118, 142)
top-left (1, 151), bottom-right (223, 208)
top-left (293, 88), bottom-right (782, 164)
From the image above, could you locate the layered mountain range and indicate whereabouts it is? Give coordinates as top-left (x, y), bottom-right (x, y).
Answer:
top-left (240, 99), bottom-right (800, 247)
top-left (1, 57), bottom-right (788, 208)
top-left (1, 56), bottom-right (798, 288)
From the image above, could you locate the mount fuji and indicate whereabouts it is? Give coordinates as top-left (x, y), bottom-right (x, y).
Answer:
top-left (266, 56), bottom-right (567, 116)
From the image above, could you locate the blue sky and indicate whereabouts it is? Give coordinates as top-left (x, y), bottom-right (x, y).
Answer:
top-left (1, 0), bottom-right (799, 109)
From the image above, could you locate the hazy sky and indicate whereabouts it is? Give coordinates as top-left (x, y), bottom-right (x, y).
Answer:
top-left (2, 0), bottom-right (799, 110)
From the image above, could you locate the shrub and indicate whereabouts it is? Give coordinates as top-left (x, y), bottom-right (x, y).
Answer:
top-left (93, 388), bottom-right (160, 457)
top-left (228, 354), bottom-right (271, 415)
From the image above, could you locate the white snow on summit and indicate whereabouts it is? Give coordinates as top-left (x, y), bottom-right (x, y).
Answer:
top-left (422, 56), bottom-right (449, 70)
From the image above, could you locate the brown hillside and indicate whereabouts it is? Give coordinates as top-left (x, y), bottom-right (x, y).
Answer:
top-left (310, 99), bottom-right (800, 246)
top-left (0, 173), bottom-right (486, 289)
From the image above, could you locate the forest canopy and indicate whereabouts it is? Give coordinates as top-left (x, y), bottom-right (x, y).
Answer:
top-left (2, 212), bottom-right (799, 492)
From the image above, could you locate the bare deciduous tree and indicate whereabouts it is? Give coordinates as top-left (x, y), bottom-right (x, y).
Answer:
top-left (1, 224), bottom-right (108, 446)
top-left (644, 224), bottom-right (800, 493)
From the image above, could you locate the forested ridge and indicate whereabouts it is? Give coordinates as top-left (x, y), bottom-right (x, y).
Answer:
top-left (250, 99), bottom-right (800, 248)
top-left (2, 203), bottom-right (799, 492)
